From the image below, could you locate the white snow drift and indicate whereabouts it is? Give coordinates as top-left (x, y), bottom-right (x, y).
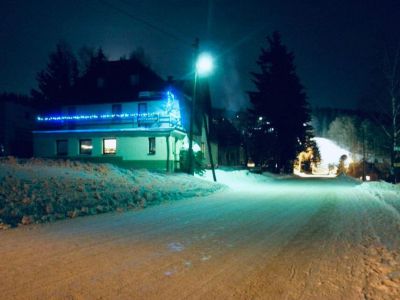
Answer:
top-left (0, 157), bottom-right (222, 228)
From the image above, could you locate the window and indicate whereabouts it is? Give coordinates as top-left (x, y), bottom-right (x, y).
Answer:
top-left (79, 139), bottom-right (92, 155)
top-left (67, 106), bottom-right (76, 115)
top-left (56, 140), bottom-right (68, 156)
top-left (103, 138), bottom-right (116, 154)
top-left (138, 103), bottom-right (148, 127)
top-left (138, 103), bottom-right (147, 114)
top-left (112, 104), bottom-right (122, 115)
top-left (148, 137), bottom-right (156, 155)
top-left (201, 142), bottom-right (205, 154)
top-left (67, 107), bottom-right (77, 129)
top-left (97, 77), bottom-right (105, 88)
top-left (130, 74), bottom-right (140, 86)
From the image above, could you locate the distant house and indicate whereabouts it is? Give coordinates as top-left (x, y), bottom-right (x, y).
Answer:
top-left (32, 58), bottom-right (217, 171)
top-left (0, 94), bottom-right (38, 157)
top-left (211, 109), bottom-right (246, 166)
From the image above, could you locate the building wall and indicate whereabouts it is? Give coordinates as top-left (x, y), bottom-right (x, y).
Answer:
top-left (33, 131), bottom-right (183, 171)
top-left (0, 101), bottom-right (37, 157)
top-left (196, 115), bottom-right (218, 168)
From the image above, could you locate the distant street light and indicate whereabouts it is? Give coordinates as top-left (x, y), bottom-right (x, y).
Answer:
top-left (188, 42), bottom-right (216, 181)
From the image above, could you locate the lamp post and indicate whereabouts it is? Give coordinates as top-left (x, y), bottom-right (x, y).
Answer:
top-left (187, 43), bottom-right (216, 181)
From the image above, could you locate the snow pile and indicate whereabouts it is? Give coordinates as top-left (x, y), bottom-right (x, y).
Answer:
top-left (0, 157), bottom-right (222, 228)
top-left (357, 180), bottom-right (400, 194)
top-left (197, 168), bottom-right (275, 191)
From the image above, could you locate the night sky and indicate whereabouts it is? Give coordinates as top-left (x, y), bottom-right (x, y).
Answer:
top-left (1, 0), bottom-right (400, 110)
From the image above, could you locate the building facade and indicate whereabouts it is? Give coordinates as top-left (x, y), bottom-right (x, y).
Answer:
top-left (33, 91), bottom-right (187, 171)
top-left (0, 98), bottom-right (38, 157)
top-left (32, 58), bottom-right (218, 171)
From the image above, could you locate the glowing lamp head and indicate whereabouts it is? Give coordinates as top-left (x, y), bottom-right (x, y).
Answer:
top-left (196, 53), bottom-right (214, 76)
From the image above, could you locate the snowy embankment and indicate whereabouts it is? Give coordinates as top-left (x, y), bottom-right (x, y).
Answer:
top-left (0, 157), bottom-right (223, 229)
top-left (196, 168), bottom-right (291, 191)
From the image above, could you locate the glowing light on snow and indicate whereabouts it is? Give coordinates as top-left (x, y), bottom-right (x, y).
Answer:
top-left (313, 137), bottom-right (353, 174)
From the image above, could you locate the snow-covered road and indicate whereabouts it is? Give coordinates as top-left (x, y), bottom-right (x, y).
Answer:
top-left (1, 177), bottom-right (400, 299)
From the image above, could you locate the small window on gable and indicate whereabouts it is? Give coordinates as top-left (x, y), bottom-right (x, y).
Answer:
top-left (148, 137), bottom-right (156, 155)
top-left (138, 102), bottom-right (147, 114)
top-left (79, 139), bottom-right (92, 155)
top-left (103, 138), bottom-right (116, 154)
top-left (67, 106), bottom-right (76, 115)
top-left (112, 104), bottom-right (122, 115)
top-left (138, 103), bottom-right (148, 127)
top-left (97, 77), bottom-right (105, 88)
top-left (130, 74), bottom-right (140, 86)
top-left (56, 140), bottom-right (68, 156)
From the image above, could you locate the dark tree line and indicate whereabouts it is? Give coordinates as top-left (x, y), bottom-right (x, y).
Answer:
top-left (31, 42), bottom-right (152, 105)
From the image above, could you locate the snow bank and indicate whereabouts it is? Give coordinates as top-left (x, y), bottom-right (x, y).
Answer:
top-left (0, 157), bottom-right (223, 229)
top-left (357, 180), bottom-right (400, 194)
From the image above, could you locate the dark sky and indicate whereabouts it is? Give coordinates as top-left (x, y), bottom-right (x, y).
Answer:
top-left (1, 0), bottom-right (400, 111)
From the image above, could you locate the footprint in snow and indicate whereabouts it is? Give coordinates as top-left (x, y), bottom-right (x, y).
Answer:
top-left (167, 242), bottom-right (185, 252)
top-left (164, 270), bottom-right (175, 276)
top-left (184, 261), bottom-right (192, 268)
top-left (201, 255), bottom-right (211, 261)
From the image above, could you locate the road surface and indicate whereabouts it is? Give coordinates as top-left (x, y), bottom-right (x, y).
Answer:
top-left (1, 177), bottom-right (400, 299)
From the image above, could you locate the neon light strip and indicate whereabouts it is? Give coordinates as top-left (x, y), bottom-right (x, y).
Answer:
top-left (37, 112), bottom-right (159, 122)
top-left (32, 127), bottom-right (184, 134)
top-left (36, 91), bottom-right (180, 123)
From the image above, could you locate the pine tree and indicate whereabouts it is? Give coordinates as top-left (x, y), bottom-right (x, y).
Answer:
top-left (248, 31), bottom-right (315, 173)
top-left (33, 42), bottom-right (78, 104)
top-left (78, 47), bottom-right (107, 76)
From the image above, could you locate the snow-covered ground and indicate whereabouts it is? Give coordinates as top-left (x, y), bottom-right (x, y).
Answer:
top-left (0, 157), bottom-right (222, 228)
top-left (1, 162), bottom-right (400, 299)
top-left (196, 168), bottom-right (281, 191)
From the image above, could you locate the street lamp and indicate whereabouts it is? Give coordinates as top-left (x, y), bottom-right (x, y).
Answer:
top-left (188, 50), bottom-right (217, 181)
top-left (196, 53), bottom-right (214, 76)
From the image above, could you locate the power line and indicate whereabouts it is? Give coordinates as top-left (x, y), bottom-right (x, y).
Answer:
top-left (97, 0), bottom-right (192, 48)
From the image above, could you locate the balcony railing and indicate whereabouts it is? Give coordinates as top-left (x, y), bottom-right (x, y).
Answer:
top-left (36, 112), bottom-right (182, 130)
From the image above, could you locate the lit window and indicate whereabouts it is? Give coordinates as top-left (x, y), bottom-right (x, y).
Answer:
top-left (148, 137), bottom-right (156, 155)
top-left (80, 139), bottom-right (92, 155)
top-left (56, 140), bottom-right (68, 156)
top-left (103, 138), bottom-right (116, 154)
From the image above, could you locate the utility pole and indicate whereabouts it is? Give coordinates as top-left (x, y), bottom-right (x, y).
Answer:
top-left (203, 113), bottom-right (217, 182)
top-left (362, 124), bottom-right (366, 181)
top-left (187, 38), bottom-right (217, 182)
top-left (187, 38), bottom-right (199, 175)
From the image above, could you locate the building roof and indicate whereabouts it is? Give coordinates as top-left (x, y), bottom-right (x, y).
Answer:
top-left (71, 58), bottom-right (166, 104)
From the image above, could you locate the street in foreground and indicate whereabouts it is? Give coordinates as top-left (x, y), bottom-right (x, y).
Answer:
top-left (1, 177), bottom-right (400, 299)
